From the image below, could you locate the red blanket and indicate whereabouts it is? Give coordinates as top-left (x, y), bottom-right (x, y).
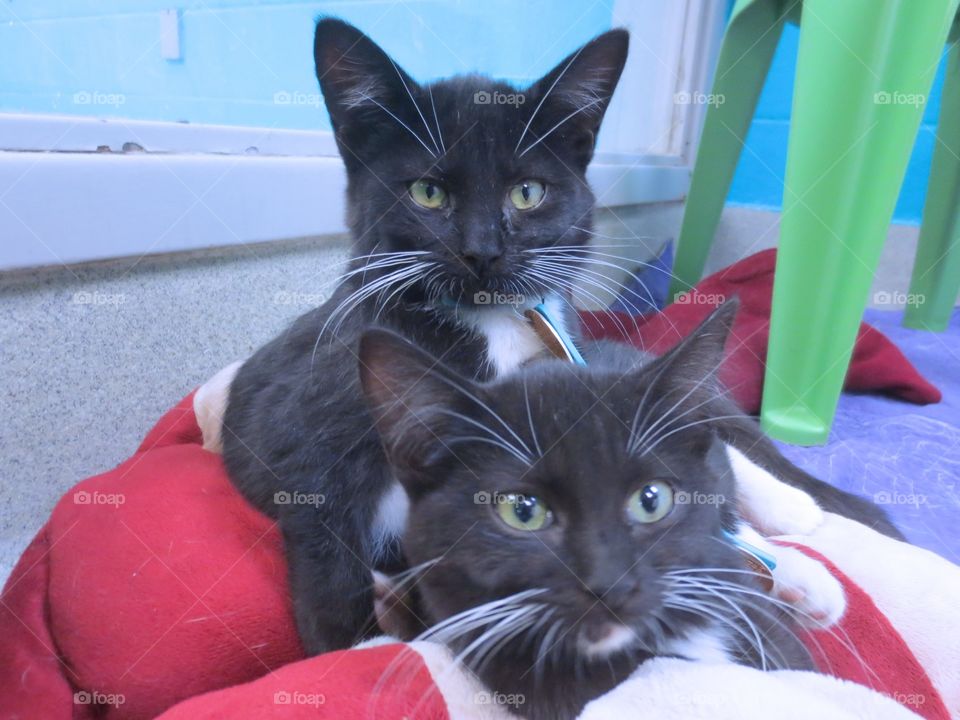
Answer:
top-left (579, 248), bottom-right (941, 412)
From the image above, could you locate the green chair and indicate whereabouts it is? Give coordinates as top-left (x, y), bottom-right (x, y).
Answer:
top-left (670, 0), bottom-right (960, 445)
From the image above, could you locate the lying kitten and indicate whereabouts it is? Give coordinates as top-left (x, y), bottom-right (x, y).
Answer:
top-left (357, 303), bottom-right (850, 719)
top-left (222, 18), bottom-right (900, 657)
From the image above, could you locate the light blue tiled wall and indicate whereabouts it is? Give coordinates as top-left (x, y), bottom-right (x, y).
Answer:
top-left (0, 1), bottom-right (612, 131)
top-left (727, 22), bottom-right (948, 225)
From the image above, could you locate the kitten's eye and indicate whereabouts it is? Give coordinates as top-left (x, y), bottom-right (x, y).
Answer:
top-left (627, 482), bottom-right (674, 524)
top-left (409, 179), bottom-right (448, 209)
top-left (509, 180), bottom-right (546, 210)
top-left (495, 493), bottom-right (551, 531)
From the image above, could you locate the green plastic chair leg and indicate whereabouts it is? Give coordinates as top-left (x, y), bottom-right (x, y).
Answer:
top-left (669, 0), bottom-right (789, 302)
top-left (904, 39), bottom-right (960, 332)
top-left (761, 0), bottom-right (960, 446)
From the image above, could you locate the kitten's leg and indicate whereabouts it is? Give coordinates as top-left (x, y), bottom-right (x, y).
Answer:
top-left (716, 412), bottom-right (904, 540)
top-left (282, 504), bottom-right (376, 655)
top-left (735, 524), bottom-right (846, 627)
top-left (726, 445), bottom-right (824, 536)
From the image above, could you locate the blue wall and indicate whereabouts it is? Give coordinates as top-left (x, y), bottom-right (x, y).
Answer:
top-left (728, 22), bottom-right (948, 225)
top-left (0, 1), bottom-right (612, 132)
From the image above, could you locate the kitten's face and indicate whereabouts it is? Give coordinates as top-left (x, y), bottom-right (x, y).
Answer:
top-left (360, 303), bottom-right (757, 663)
top-left (401, 394), bottom-right (741, 660)
top-left (314, 19), bottom-right (628, 302)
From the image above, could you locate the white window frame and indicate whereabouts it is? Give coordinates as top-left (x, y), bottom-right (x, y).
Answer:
top-left (0, 0), bottom-right (725, 271)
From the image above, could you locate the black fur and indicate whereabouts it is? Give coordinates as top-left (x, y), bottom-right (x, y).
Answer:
top-left (359, 304), bottom-right (818, 720)
top-left (223, 18), bottom-right (631, 654)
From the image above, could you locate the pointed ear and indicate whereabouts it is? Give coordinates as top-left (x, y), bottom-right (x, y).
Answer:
top-left (655, 298), bottom-right (739, 386)
top-left (522, 29), bottom-right (629, 164)
top-left (314, 18), bottom-right (420, 152)
top-left (358, 329), bottom-right (474, 486)
top-left (628, 298), bottom-right (740, 452)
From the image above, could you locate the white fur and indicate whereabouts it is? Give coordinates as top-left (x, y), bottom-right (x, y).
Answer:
top-left (193, 360), bottom-right (243, 453)
top-left (372, 481), bottom-right (409, 561)
top-left (726, 445), bottom-right (824, 536)
top-left (580, 656), bottom-right (922, 720)
top-left (454, 294), bottom-right (570, 377)
top-left (662, 625), bottom-right (731, 664)
top-left (735, 524), bottom-right (846, 627)
top-left (578, 624), bottom-right (638, 659)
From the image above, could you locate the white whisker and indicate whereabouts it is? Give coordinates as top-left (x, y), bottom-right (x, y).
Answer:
top-left (515, 44), bottom-right (587, 154)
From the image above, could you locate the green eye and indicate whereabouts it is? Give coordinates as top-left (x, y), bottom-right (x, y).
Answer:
top-left (495, 493), bottom-right (551, 531)
top-left (409, 179), bottom-right (447, 209)
top-left (627, 482), bottom-right (674, 524)
top-left (509, 180), bottom-right (546, 210)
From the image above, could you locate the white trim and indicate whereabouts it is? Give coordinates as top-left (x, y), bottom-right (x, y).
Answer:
top-left (0, 112), bottom-right (338, 157)
top-left (672, 0), bottom-right (728, 164)
top-left (0, 148), bottom-right (689, 271)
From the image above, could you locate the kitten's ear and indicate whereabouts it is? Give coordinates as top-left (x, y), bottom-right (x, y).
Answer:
top-left (314, 18), bottom-right (418, 149)
top-left (359, 329), bottom-right (474, 485)
top-left (655, 297), bottom-right (739, 384)
top-left (629, 298), bottom-right (740, 451)
top-left (523, 29), bottom-right (629, 165)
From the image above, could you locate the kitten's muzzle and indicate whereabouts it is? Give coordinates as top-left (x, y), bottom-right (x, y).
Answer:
top-left (459, 247), bottom-right (504, 276)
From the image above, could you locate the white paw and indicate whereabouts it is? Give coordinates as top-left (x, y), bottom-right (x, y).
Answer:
top-left (771, 546), bottom-right (846, 628)
top-left (762, 487), bottom-right (824, 536)
top-left (726, 445), bottom-right (824, 536)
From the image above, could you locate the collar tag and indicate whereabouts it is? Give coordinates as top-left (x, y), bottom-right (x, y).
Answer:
top-left (722, 529), bottom-right (777, 591)
top-left (524, 302), bottom-right (587, 365)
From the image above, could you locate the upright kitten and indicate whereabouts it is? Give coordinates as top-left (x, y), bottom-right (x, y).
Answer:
top-left (358, 304), bottom-right (821, 720)
top-left (223, 18), bottom-right (632, 654)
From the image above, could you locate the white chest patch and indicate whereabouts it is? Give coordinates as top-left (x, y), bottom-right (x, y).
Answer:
top-left (455, 294), bottom-right (569, 378)
top-left (663, 625), bottom-right (731, 664)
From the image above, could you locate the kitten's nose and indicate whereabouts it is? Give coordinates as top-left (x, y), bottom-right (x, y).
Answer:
top-left (583, 573), bottom-right (642, 608)
top-left (460, 230), bottom-right (504, 276)
top-left (460, 247), bottom-right (503, 276)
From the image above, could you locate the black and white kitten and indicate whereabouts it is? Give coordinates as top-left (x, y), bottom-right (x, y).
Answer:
top-left (357, 303), bottom-right (823, 720)
top-left (223, 18), bottom-right (633, 654)
top-left (222, 18), bottom-right (900, 657)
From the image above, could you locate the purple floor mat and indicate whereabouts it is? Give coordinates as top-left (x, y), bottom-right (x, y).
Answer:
top-left (773, 309), bottom-right (960, 563)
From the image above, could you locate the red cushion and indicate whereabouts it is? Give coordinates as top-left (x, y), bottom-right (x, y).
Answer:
top-left (580, 248), bottom-right (941, 412)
